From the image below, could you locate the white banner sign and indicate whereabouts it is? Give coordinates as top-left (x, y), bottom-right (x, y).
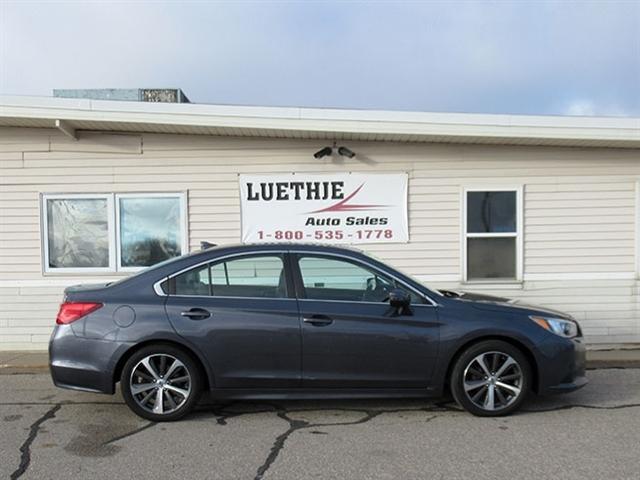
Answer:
top-left (240, 173), bottom-right (408, 244)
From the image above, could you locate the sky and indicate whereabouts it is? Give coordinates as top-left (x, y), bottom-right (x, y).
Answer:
top-left (0, 0), bottom-right (638, 117)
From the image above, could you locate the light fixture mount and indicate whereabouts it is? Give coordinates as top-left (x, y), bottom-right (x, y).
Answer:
top-left (312, 142), bottom-right (356, 159)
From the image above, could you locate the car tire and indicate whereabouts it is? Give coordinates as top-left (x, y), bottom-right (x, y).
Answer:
top-left (121, 344), bottom-right (202, 421)
top-left (450, 340), bottom-right (531, 417)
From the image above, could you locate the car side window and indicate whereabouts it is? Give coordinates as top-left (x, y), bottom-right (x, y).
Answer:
top-left (210, 255), bottom-right (287, 298)
top-left (298, 255), bottom-right (402, 303)
top-left (169, 254), bottom-right (287, 298)
top-left (174, 264), bottom-right (211, 296)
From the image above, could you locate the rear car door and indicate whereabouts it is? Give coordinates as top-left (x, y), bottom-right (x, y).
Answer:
top-left (164, 252), bottom-right (301, 388)
top-left (293, 253), bottom-right (440, 389)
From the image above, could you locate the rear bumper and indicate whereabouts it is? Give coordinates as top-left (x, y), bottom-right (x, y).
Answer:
top-left (49, 325), bottom-right (130, 394)
top-left (536, 335), bottom-right (588, 395)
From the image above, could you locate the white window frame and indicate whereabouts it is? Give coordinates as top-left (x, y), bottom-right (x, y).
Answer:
top-left (41, 193), bottom-right (116, 274)
top-left (461, 186), bottom-right (523, 283)
top-left (41, 192), bottom-right (188, 274)
top-left (116, 192), bottom-right (189, 273)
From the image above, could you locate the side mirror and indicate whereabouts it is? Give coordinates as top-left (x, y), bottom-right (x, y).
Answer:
top-left (388, 288), bottom-right (411, 309)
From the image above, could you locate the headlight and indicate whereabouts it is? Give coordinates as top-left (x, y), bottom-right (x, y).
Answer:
top-left (529, 316), bottom-right (579, 338)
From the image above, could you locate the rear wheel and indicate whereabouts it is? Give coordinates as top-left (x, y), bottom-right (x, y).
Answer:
top-left (121, 345), bottom-right (202, 421)
top-left (450, 340), bottom-right (531, 417)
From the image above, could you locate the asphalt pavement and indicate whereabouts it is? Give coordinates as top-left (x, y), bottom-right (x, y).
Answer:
top-left (1, 368), bottom-right (639, 480)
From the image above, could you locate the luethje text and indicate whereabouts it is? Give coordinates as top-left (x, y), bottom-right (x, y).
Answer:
top-left (246, 181), bottom-right (344, 201)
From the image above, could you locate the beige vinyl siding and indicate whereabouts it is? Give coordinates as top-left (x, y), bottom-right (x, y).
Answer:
top-left (1, 126), bottom-right (639, 349)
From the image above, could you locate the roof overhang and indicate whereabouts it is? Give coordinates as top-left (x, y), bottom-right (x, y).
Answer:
top-left (1, 95), bottom-right (639, 148)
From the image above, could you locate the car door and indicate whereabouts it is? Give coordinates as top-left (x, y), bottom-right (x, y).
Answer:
top-left (164, 252), bottom-right (301, 388)
top-left (293, 253), bottom-right (440, 389)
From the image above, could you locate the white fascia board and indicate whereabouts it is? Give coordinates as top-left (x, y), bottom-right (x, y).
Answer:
top-left (0, 95), bottom-right (639, 144)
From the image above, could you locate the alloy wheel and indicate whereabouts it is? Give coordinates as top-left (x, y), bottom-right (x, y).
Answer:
top-left (462, 351), bottom-right (523, 412)
top-left (129, 354), bottom-right (192, 415)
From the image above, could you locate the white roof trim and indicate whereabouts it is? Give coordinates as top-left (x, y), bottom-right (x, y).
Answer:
top-left (0, 95), bottom-right (638, 147)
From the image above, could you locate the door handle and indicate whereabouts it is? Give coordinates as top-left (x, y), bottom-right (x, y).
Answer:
top-left (180, 308), bottom-right (211, 320)
top-left (303, 315), bottom-right (333, 327)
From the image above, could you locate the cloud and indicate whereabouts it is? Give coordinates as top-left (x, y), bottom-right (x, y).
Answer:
top-left (565, 100), bottom-right (598, 116)
top-left (563, 99), bottom-right (631, 117)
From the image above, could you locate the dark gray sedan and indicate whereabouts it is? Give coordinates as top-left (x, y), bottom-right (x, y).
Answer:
top-left (49, 244), bottom-right (587, 421)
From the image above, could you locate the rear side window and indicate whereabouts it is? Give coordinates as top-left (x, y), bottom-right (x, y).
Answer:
top-left (168, 255), bottom-right (287, 298)
top-left (174, 264), bottom-right (210, 296)
top-left (211, 255), bottom-right (286, 298)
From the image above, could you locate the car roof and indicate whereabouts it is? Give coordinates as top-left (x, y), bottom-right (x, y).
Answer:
top-left (201, 242), bottom-right (366, 255)
top-left (132, 242), bottom-right (370, 281)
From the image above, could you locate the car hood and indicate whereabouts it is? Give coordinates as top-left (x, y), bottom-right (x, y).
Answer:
top-left (438, 289), bottom-right (572, 319)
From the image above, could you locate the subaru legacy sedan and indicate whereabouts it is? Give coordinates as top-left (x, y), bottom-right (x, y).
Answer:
top-left (49, 244), bottom-right (587, 421)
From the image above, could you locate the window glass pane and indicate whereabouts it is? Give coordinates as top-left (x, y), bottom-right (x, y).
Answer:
top-left (467, 191), bottom-right (516, 233)
top-left (299, 256), bottom-right (395, 302)
top-left (46, 198), bottom-right (109, 268)
top-left (467, 237), bottom-right (516, 279)
top-left (211, 255), bottom-right (286, 298)
top-left (119, 197), bottom-right (182, 267)
top-left (174, 264), bottom-right (210, 296)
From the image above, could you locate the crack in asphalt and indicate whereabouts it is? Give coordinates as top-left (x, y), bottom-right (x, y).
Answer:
top-left (10, 404), bottom-right (61, 480)
top-left (523, 402), bottom-right (640, 413)
top-left (200, 399), bottom-right (640, 480)
top-left (254, 411), bottom-right (311, 480)
top-left (253, 408), bottom-right (439, 480)
top-left (199, 399), bottom-right (460, 419)
top-left (4, 396), bottom-right (640, 479)
top-left (192, 401), bottom-right (453, 479)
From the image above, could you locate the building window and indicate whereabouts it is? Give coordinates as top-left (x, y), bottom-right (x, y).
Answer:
top-left (44, 195), bottom-right (114, 271)
top-left (42, 193), bottom-right (187, 273)
top-left (463, 188), bottom-right (522, 281)
top-left (117, 195), bottom-right (184, 270)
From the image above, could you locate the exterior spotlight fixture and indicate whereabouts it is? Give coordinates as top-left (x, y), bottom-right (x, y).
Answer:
top-left (313, 146), bottom-right (333, 159)
top-left (313, 144), bottom-right (357, 159)
top-left (337, 146), bottom-right (356, 158)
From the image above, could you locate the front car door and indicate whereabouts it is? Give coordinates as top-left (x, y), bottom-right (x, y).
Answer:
top-left (293, 253), bottom-right (440, 389)
top-left (164, 252), bottom-right (301, 388)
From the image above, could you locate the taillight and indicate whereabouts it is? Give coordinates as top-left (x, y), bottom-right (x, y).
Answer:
top-left (56, 302), bottom-right (103, 325)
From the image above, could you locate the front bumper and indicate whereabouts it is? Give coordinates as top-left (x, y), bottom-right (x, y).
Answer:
top-left (536, 334), bottom-right (588, 395)
top-left (545, 374), bottom-right (589, 394)
top-left (49, 325), bottom-right (130, 394)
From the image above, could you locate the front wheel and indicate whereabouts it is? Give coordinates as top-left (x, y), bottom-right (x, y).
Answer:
top-left (121, 345), bottom-right (202, 421)
top-left (450, 340), bottom-right (531, 416)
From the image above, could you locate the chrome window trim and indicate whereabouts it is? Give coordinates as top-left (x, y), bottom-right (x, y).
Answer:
top-left (153, 280), bottom-right (166, 296)
top-left (152, 248), bottom-right (439, 307)
top-left (297, 298), bottom-right (435, 308)
top-left (168, 294), bottom-right (296, 301)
